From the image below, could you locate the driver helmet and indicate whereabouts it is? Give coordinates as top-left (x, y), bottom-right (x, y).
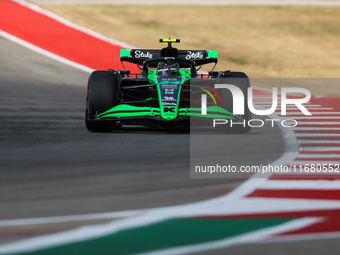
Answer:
top-left (157, 62), bottom-right (179, 76)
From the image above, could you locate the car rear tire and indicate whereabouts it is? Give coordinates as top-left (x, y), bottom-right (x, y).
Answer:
top-left (218, 72), bottom-right (251, 134)
top-left (85, 71), bottom-right (119, 132)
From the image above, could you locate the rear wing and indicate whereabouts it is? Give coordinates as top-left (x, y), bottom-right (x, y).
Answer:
top-left (120, 49), bottom-right (218, 60)
top-left (120, 49), bottom-right (218, 68)
top-left (120, 38), bottom-right (218, 68)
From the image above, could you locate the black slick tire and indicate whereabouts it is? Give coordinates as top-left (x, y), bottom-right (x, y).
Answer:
top-left (85, 71), bottom-right (119, 132)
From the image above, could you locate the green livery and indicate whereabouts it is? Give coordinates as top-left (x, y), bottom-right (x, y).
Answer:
top-left (85, 39), bottom-right (251, 132)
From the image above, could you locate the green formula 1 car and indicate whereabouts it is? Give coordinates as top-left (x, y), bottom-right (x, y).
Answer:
top-left (85, 39), bottom-right (251, 133)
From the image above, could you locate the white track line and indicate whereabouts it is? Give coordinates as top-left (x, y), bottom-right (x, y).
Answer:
top-left (254, 103), bottom-right (314, 106)
top-left (261, 180), bottom-right (340, 189)
top-left (259, 231), bottom-right (340, 244)
top-left (297, 154), bottom-right (340, 158)
top-left (286, 117), bottom-right (340, 119)
top-left (297, 134), bottom-right (340, 137)
top-left (293, 160), bottom-right (340, 164)
top-left (300, 147), bottom-right (340, 151)
top-left (299, 140), bottom-right (340, 144)
top-left (277, 108), bottom-right (334, 111)
top-left (253, 99), bottom-right (309, 102)
top-left (0, 210), bottom-right (144, 227)
top-left (297, 122), bottom-right (340, 125)
top-left (279, 108), bottom-right (334, 110)
top-left (294, 127), bottom-right (340, 130)
top-left (283, 112), bottom-right (340, 115)
top-left (276, 108), bottom-right (333, 110)
top-left (256, 105), bottom-right (322, 107)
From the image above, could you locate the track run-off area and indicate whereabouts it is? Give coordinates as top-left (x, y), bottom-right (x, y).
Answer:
top-left (0, 0), bottom-right (340, 254)
top-left (26, 0), bottom-right (340, 7)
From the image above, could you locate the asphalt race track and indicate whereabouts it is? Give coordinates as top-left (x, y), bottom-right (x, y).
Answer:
top-left (2, 27), bottom-right (340, 255)
top-left (0, 34), bottom-right (285, 240)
